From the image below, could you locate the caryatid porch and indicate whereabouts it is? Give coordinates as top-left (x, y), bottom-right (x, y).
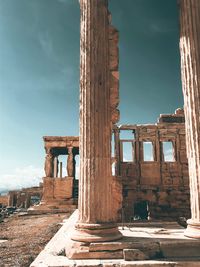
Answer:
top-left (29, 136), bottom-right (79, 214)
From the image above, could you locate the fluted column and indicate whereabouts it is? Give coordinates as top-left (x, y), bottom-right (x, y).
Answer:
top-left (179, 0), bottom-right (200, 238)
top-left (71, 0), bottom-right (122, 243)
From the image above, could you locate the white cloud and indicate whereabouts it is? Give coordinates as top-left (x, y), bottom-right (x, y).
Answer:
top-left (149, 20), bottom-right (176, 34)
top-left (38, 31), bottom-right (54, 58)
top-left (0, 165), bottom-right (44, 193)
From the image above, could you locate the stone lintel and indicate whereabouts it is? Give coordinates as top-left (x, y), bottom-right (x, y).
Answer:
top-left (43, 136), bottom-right (79, 142)
top-left (43, 136), bottom-right (79, 155)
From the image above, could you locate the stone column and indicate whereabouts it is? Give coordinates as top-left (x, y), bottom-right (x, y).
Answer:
top-left (53, 156), bottom-right (59, 178)
top-left (60, 162), bottom-right (63, 178)
top-left (71, 0), bottom-right (122, 243)
top-left (67, 147), bottom-right (74, 177)
top-left (8, 191), bottom-right (15, 207)
top-left (114, 128), bottom-right (120, 176)
top-left (179, 0), bottom-right (200, 238)
top-left (44, 149), bottom-right (53, 177)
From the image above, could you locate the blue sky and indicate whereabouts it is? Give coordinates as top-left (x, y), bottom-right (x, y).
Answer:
top-left (0, 0), bottom-right (183, 192)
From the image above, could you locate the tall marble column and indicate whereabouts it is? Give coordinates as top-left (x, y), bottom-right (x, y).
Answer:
top-left (71, 0), bottom-right (122, 243)
top-left (179, 0), bottom-right (200, 238)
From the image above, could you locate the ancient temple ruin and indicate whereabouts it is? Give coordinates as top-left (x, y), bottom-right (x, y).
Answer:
top-left (8, 185), bottom-right (43, 209)
top-left (29, 136), bottom-right (79, 214)
top-left (69, 0), bottom-right (200, 244)
top-left (38, 108), bottom-right (190, 222)
top-left (31, 0), bottom-right (200, 265)
top-left (114, 108), bottom-right (190, 222)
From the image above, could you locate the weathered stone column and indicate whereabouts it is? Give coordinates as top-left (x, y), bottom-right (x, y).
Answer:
top-left (67, 147), bottom-right (74, 177)
top-left (179, 0), bottom-right (200, 238)
top-left (53, 156), bottom-right (58, 178)
top-left (59, 162), bottom-right (62, 178)
top-left (114, 128), bottom-right (120, 176)
top-left (44, 149), bottom-right (53, 177)
top-left (71, 0), bottom-right (122, 243)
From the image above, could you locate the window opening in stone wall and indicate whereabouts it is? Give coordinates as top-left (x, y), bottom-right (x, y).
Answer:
top-left (143, 142), bottom-right (154, 161)
top-left (120, 130), bottom-right (135, 140)
top-left (122, 141), bottom-right (134, 162)
top-left (162, 141), bottom-right (175, 162)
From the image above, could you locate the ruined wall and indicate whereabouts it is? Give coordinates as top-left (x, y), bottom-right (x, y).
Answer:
top-left (0, 195), bottom-right (9, 206)
top-left (113, 109), bottom-right (190, 221)
top-left (42, 177), bottom-right (74, 202)
top-left (8, 185), bottom-right (43, 208)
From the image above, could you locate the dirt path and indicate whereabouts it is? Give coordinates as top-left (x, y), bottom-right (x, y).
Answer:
top-left (0, 213), bottom-right (69, 267)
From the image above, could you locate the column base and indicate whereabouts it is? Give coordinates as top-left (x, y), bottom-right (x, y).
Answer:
top-left (71, 222), bottom-right (123, 243)
top-left (184, 219), bottom-right (200, 238)
top-left (66, 223), bottom-right (122, 259)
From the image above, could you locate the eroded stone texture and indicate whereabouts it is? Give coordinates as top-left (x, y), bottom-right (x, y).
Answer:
top-left (123, 249), bottom-right (149, 261)
top-left (67, 147), bottom-right (74, 177)
top-left (69, 0), bottom-right (122, 247)
top-left (113, 109), bottom-right (190, 221)
top-left (44, 149), bottom-right (53, 177)
top-left (109, 23), bottom-right (120, 124)
top-left (179, 0), bottom-right (200, 238)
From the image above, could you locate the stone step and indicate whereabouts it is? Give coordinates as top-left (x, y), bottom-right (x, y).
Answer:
top-left (89, 239), bottom-right (200, 260)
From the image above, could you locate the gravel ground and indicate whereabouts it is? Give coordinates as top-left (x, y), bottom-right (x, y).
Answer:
top-left (0, 213), bottom-right (69, 267)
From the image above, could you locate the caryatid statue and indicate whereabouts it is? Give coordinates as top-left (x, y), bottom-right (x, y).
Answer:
top-left (67, 147), bottom-right (74, 177)
top-left (44, 149), bottom-right (53, 177)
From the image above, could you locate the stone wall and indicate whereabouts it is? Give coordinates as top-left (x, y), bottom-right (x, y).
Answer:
top-left (8, 185), bottom-right (43, 208)
top-left (113, 109), bottom-right (190, 222)
top-left (0, 195), bottom-right (9, 206)
top-left (35, 110), bottom-right (189, 221)
top-left (42, 177), bottom-right (74, 202)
